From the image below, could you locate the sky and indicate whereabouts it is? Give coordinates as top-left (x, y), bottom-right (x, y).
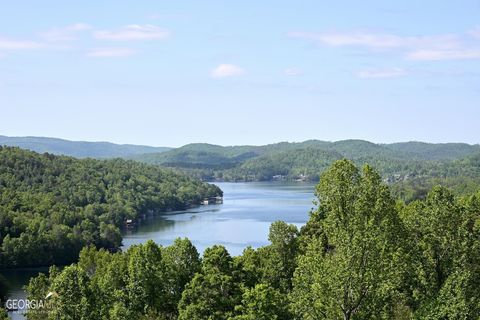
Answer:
top-left (1, 1), bottom-right (479, 147)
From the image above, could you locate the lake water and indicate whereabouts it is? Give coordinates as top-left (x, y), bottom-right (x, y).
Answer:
top-left (122, 182), bottom-right (317, 255)
top-left (0, 181), bottom-right (317, 319)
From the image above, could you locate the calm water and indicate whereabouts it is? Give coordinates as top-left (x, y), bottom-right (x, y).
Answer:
top-left (0, 181), bottom-right (316, 319)
top-left (122, 182), bottom-right (316, 256)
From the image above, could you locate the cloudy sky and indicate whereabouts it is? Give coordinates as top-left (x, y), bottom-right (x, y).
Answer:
top-left (1, 1), bottom-right (479, 146)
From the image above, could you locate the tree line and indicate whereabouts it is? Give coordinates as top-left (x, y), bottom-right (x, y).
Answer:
top-left (23, 160), bottom-right (480, 319)
top-left (0, 146), bottom-right (221, 268)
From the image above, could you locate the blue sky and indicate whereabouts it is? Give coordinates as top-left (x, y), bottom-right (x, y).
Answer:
top-left (1, 1), bottom-right (479, 147)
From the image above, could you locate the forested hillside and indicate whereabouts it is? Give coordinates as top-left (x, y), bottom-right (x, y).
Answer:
top-left (0, 146), bottom-right (221, 268)
top-left (24, 160), bottom-right (480, 319)
top-left (132, 140), bottom-right (480, 180)
top-left (0, 136), bottom-right (171, 158)
top-left (385, 141), bottom-right (480, 160)
top-left (132, 140), bottom-right (480, 201)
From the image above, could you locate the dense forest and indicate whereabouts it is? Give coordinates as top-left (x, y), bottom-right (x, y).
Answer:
top-left (0, 146), bottom-right (221, 268)
top-left (22, 160), bottom-right (480, 320)
top-left (131, 140), bottom-right (480, 201)
top-left (1, 140), bottom-right (479, 319)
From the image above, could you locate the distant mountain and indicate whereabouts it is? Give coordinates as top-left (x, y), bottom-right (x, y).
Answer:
top-left (133, 139), bottom-right (480, 171)
top-left (131, 140), bottom-right (480, 200)
top-left (130, 140), bottom-right (336, 167)
top-left (0, 135), bottom-right (171, 158)
top-left (384, 141), bottom-right (480, 160)
top-left (236, 148), bottom-right (343, 181)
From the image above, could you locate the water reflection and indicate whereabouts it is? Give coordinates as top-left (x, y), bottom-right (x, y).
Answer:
top-left (122, 182), bottom-right (316, 256)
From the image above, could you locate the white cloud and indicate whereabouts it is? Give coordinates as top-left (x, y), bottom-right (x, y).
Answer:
top-left (0, 23), bottom-right (170, 58)
top-left (468, 27), bottom-right (480, 39)
top-left (407, 49), bottom-right (480, 61)
top-left (93, 25), bottom-right (170, 41)
top-left (69, 23), bottom-right (92, 31)
top-left (86, 47), bottom-right (136, 58)
top-left (288, 31), bottom-right (458, 50)
top-left (288, 29), bottom-right (480, 61)
top-left (211, 64), bottom-right (245, 78)
top-left (356, 67), bottom-right (407, 79)
top-left (284, 67), bottom-right (303, 76)
top-left (0, 37), bottom-right (44, 50)
top-left (40, 23), bottom-right (92, 41)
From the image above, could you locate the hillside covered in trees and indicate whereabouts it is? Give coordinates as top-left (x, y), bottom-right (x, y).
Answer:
top-left (131, 140), bottom-right (480, 201)
top-left (0, 146), bottom-right (221, 269)
top-left (23, 160), bottom-right (480, 320)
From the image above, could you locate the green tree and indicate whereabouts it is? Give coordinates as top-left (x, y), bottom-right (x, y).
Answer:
top-left (402, 187), bottom-right (480, 318)
top-left (256, 221), bottom-right (299, 292)
top-left (233, 247), bottom-right (262, 289)
top-left (0, 308), bottom-right (7, 320)
top-left (178, 245), bottom-right (241, 320)
top-left (48, 265), bottom-right (96, 320)
top-left (292, 160), bottom-right (406, 319)
top-left (162, 238), bottom-right (201, 318)
top-left (126, 240), bottom-right (166, 314)
top-left (230, 284), bottom-right (290, 320)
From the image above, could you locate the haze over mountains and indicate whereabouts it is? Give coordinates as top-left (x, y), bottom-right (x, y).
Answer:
top-left (0, 135), bottom-right (171, 158)
top-left (1, 135), bottom-right (478, 162)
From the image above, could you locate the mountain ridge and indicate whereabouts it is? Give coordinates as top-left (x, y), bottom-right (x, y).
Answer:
top-left (2, 135), bottom-right (480, 201)
top-left (0, 135), bottom-right (171, 158)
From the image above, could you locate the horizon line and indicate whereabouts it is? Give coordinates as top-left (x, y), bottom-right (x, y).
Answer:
top-left (1, 134), bottom-right (479, 148)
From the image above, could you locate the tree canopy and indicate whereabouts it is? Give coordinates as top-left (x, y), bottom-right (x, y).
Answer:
top-left (0, 146), bottom-right (221, 268)
top-left (23, 160), bottom-right (480, 319)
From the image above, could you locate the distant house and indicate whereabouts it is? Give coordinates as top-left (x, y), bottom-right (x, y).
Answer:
top-left (295, 174), bottom-right (308, 182)
top-left (202, 196), bottom-right (223, 205)
top-left (125, 219), bottom-right (135, 228)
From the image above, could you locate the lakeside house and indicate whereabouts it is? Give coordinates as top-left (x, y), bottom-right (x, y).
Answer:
top-left (202, 196), bottom-right (223, 205)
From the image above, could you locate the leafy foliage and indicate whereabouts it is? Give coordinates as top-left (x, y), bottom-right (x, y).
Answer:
top-left (22, 160), bottom-right (480, 319)
top-left (292, 160), bottom-right (406, 319)
top-left (0, 146), bottom-right (221, 268)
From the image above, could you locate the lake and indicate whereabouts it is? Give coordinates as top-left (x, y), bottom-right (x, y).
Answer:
top-left (122, 182), bottom-right (317, 255)
top-left (0, 181), bottom-right (317, 319)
